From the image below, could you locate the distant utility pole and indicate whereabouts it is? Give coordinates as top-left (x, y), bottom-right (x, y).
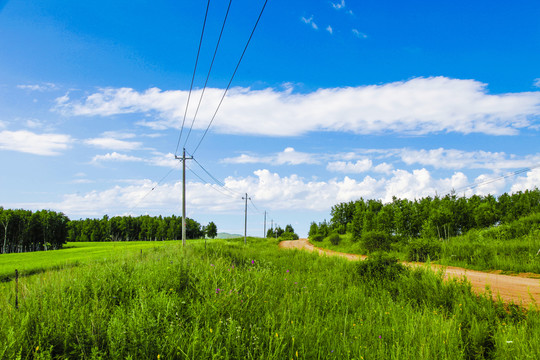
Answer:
top-left (175, 148), bottom-right (193, 247)
top-left (242, 193), bottom-right (251, 245)
top-left (263, 211), bottom-right (267, 239)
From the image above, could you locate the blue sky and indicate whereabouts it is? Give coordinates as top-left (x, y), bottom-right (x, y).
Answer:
top-left (1, 0), bottom-right (539, 237)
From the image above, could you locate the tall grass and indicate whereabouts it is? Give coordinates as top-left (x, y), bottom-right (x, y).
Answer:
top-left (438, 230), bottom-right (540, 273)
top-left (1, 237), bottom-right (538, 359)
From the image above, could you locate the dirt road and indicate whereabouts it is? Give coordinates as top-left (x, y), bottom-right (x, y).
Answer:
top-left (279, 238), bottom-right (540, 307)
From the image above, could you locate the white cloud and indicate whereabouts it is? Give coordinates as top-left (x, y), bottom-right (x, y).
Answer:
top-left (400, 148), bottom-right (540, 170)
top-left (223, 147), bottom-right (320, 166)
top-left (0, 130), bottom-right (72, 155)
top-left (25, 119), bottom-right (45, 129)
top-left (332, 0), bottom-right (346, 10)
top-left (101, 131), bottom-right (137, 139)
top-left (374, 162), bottom-right (393, 174)
top-left (17, 83), bottom-right (58, 92)
top-left (54, 77), bottom-right (540, 137)
top-left (301, 16), bottom-right (318, 30)
top-left (148, 152), bottom-right (178, 168)
top-left (91, 152), bottom-right (143, 163)
top-left (352, 29), bottom-right (368, 38)
top-left (84, 137), bottom-right (142, 151)
top-left (90, 151), bottom-right (178, 168)
top-left (510, 168), bottom-right (540, 193)
top-left (534, 78), bottom-right (540, 88)
top-left (326, 25), bottom-right (333, 34)
top-left (15, 165), bottom-right (540, 220)
top-left (327, 159), bottom-right (372, 173)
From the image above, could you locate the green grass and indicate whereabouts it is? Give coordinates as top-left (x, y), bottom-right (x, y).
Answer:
top-left (0, 240), bottom-right (184, 281)
top-left (310, 230), bottom-right (540, 275)
top-left (1, 237), bottom-right (540, 359)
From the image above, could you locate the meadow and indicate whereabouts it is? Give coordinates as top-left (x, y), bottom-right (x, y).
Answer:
top-left (0, 241), bottom-right (176, 282)
top-left (1, 237), bottom-right (540, 359)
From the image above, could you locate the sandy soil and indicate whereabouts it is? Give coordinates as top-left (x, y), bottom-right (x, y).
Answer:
top-left (279, 238), bottom-right (540, 307)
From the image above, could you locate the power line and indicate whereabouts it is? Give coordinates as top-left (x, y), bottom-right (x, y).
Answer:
top-left (445, 164), bottom-right (540, 196)
top-left (127, 165), bottom-right (180, 214)
top-left (183, 0), bottom-right (233, 149)
top-left (175, 0), bottom-right (212, 157)
top-left (186, 163), bottom-right (237, 200)
top-left (191, 155), bottom-right (244, 197)
top-left (249, 198), bottom-right (262, 214)
top-left (191, 0), bottom-right (269, 155)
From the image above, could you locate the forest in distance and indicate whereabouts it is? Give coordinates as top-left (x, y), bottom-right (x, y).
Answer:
top-left (0, 209), bottom-right (216, 254)
top-left (312, 188), bottom-right (540, 241)
top-left (1, 188), bottom-right (539, 255)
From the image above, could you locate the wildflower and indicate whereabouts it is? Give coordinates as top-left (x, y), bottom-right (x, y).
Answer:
top-left (379, 335), bottom-right (382, 339)
top-left (211, 264), bottom-right (214, 267)
top-left (296, 351), bottom-right (298, 357)
top-left (286, 269), bottom-right (289, 273)
top-left (275, 333), bottom-right (279, 337)
top-left (216, 288), bottom-right (221, 294)
top-left (157, 355), bottom-right (160, 359)
top-left (252, 260), bottom-right (255, 264)
top-left (210, 328), bottom-right (213, 333)
top-left (36, 347), bottom-right (39, 352)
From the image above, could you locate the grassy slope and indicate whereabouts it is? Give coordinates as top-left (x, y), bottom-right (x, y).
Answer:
top-left (0, 241), bottom-right (179, 281)
top-left (310, 230), bottom-right (540, 274)
top-left (1, 237), bottom-right (539, 359)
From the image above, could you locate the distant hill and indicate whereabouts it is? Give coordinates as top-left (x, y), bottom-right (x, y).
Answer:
top-left (216, 232), bottom-right (243, 239)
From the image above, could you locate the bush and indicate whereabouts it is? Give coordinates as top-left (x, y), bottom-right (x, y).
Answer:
top-left (356, 252), bottom-right (407, 282)
top-left (310, 234), bottom-right (324, 242)
top-left (361, 231), bottom-right (392, 253)
top-left (328, 232), bottom-right (341, 245)
top-left (406, 238), bottom-right (442, 262)
top-left (279, 231), bottom-right (299, 241)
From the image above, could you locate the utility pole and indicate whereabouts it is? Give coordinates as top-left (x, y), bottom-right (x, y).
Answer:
top-left (242, 193), bottom-right (251, 245)
top-left (175, 148), bottom-right (193, 247)
top-left (263, 211), bottom-right (267, 239)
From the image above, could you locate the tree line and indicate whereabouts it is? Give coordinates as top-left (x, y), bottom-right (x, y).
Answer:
top-left (266, 224), bottom-right (299, 240)
top-left (310, 188), bottom-right (540, 241)
top-left (0, 208), bottom-right (69, 254)
top-left (0, 207), bottom-right (217, 254)
top-left (67, 215), bottom-right (216, 242)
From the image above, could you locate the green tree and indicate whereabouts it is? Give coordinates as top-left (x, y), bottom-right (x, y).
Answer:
top-left (205, 221), bottom-right (218, 239)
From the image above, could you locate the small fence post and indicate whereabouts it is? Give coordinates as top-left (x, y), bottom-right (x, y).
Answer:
top-left (15, 269), bottom-right (18, 310)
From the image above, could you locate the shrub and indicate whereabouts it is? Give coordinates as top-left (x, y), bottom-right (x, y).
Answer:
top-left (361, 231), bottom-right (392, 253)
top-left (406, 238), bottom-right (442, 262)
top-left (328, 232), bottom-right (341, 245)
top-left (279, 231), bottom-right (299, 241)
top-left (356, 252), bottom-right (406, 282)
top-left (310, 234), bottom-right (324, 242)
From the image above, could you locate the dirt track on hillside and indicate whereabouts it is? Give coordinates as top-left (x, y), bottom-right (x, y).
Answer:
top-left (279, 238), bottom-right (540, 307)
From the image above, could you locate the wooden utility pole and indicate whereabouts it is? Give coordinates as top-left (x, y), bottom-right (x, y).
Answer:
top-left (175, 148), bottom-right (193, 247)
top-left (242, 193), bottom-right (251, 245)
top-left (263, 211), bottom-right (267, 238)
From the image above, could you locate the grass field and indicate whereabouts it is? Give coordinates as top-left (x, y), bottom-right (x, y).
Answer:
top-left (1, 237), bottom-right (540, 359)
top-left (0, 241), bottom-right (180, 281)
